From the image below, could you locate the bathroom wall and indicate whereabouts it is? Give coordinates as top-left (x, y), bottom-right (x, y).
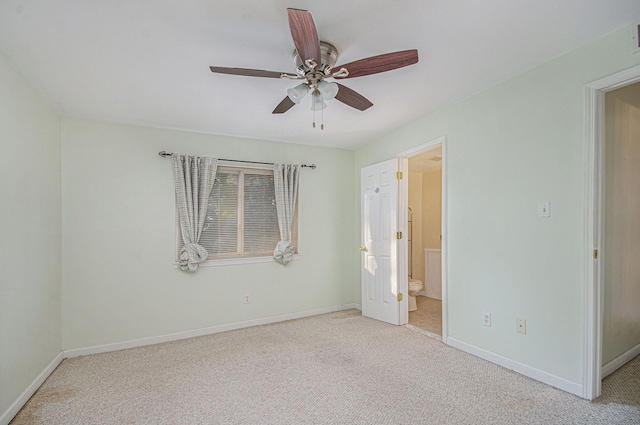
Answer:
top-left (408, 172), bottom-right (424, 284)
top-left (422, 169), bottom-right (442, 250)
top-left (409, 167), bottom-right (442, 286)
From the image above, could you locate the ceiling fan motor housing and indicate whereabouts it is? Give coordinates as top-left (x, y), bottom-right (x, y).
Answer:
top-left (294, 41), bottom-right (338, 84)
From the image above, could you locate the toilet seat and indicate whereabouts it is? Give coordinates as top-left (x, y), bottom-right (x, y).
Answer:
top-left (408, 278), bottom-right (423, 291)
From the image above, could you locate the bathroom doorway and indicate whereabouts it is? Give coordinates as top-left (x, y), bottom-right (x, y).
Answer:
top-left (403, 143), bottom-right (444, 339)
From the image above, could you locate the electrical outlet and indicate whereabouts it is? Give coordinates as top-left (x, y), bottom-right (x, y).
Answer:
top-left (483, 312), bottom-right (492, 327)
top-left (244, 294), bottom-right (250, 304)
top-left (516, 318), bottom-right (526, 334)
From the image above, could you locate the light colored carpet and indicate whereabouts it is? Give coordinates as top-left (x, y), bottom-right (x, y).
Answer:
top-left (11, 310), bottom-right (640, 424)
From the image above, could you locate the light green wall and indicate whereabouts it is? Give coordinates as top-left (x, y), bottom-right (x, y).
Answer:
top-left (0, 54), bottom-right (62, 417)
top-left (354, 25), bottom-right (640, 384)
top-left (61, 118), bottom-right (356, 350)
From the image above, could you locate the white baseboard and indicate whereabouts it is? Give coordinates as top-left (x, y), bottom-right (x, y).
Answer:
top-left (602, 342), bottom-right (640, 378)
top-left (0, 352), bottom-right (64, 425)
top-left (64, 303), bottom-right (359, 358)
top-left (447, 337), bottom-right (583, 397)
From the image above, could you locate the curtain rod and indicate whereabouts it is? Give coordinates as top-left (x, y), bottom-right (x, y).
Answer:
top-left (158, 151), bottom-right (316, 170)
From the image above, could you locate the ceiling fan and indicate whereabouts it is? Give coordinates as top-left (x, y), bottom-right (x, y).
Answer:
top-left (209, 8), bottom-right (419, 119)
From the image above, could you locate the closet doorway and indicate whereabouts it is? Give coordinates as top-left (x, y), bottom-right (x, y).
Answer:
top-left (584, 64), bottom-right (640, 400)
top-left (397, 138), bottom-right (446, 340)
top-left (601, 82), bottom-right (640, 378)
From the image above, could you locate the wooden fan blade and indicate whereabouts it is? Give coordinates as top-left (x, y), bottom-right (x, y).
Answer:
top-left (333, 50), bottom-right (418, 79)
top-left (210, 66), bottom-right (288, 79)
top-left (334, 83), bottom-right (373, 111)
top-left (272, 96), bottom-right (296, 114)
top-left (287, 9), bottom-right (321, 67)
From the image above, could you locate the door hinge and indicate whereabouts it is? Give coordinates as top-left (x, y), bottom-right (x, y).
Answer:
top-left (396, 171), bottom-right (403, 180)
top-left (397, 293), bottom-right (403, 302)
top-left (593, 249), bottom-right (598, 259)
top-left (397, 231), bottom-right (402, 240)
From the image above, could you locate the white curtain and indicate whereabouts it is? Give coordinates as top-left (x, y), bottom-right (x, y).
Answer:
top-left (172, 155), bottom-right (218, 272)
top-left (273, 163), bottom-right (300, 265)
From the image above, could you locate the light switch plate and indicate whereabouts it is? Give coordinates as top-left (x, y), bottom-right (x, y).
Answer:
top-left (538, 202), bottom-right (551, 218)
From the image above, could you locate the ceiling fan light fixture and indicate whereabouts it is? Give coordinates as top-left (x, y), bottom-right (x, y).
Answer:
top-left (310, 92), bottom-right (327, 111)
top-left (317, 81), bottom-right (338, 100)
top-left (287, 83), bottom-right (308, 103)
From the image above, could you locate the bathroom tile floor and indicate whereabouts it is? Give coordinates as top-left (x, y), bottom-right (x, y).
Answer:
top-left (409, 296), bottom-right (442, 336)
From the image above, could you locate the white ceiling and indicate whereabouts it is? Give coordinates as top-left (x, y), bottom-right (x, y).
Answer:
top-left (1, 1), bottom-right (639, 150)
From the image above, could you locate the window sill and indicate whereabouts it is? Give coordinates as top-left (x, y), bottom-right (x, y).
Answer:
top-left (172, 254), bottom-right (301, 268)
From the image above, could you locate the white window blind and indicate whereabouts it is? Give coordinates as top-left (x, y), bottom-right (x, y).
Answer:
top-left (177, 166), bottom-right (297, 262)
top-left (201, 170), bottom-right (239, 255)
top-left (243, 172), bottom-right (281, 254)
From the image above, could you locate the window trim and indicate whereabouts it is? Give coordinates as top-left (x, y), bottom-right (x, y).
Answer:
top-left (174, 163), bottom-right (299, 267)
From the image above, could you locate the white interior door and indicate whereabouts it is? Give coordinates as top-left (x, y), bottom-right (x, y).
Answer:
top-left (361, 159), bottom-right (402, 325)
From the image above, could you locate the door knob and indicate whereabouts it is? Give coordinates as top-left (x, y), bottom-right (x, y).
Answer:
top-left (360, 246), bottom-right (368, 252)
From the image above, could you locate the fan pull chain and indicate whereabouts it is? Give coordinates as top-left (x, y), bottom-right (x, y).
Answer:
top-left (311, 91), bottom-right (324, 130)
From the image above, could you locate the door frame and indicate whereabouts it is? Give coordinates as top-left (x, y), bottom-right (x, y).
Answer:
top-left (396, 136), bottom-right (448, 342)
top-left (583, 64), bottom-right (640, 400)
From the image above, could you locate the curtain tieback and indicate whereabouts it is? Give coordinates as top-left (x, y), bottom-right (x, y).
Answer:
top-left (273, 240), bottom-right (294, 265)
top-left (179, 243), bottom-right (209, 272)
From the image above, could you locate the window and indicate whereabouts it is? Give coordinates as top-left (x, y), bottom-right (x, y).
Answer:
top-left (177, 166), bottom-right (297, 264)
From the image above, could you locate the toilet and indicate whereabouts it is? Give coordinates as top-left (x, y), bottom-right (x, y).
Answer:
top-left (408, 278), bottom-right (423, 312)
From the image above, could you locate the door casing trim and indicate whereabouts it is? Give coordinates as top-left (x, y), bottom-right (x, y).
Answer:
top-left (396, 136), bottom-right (447, 342)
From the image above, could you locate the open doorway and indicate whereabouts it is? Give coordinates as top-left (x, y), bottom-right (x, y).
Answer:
top-left (584, 64), bottom-right (640, 400)
top-left (601, 82), bottom-right (640, 378)
top-left (396, 138), bottom-right (446, 340)
top-left (406, 146), bottom-right (442, 338)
